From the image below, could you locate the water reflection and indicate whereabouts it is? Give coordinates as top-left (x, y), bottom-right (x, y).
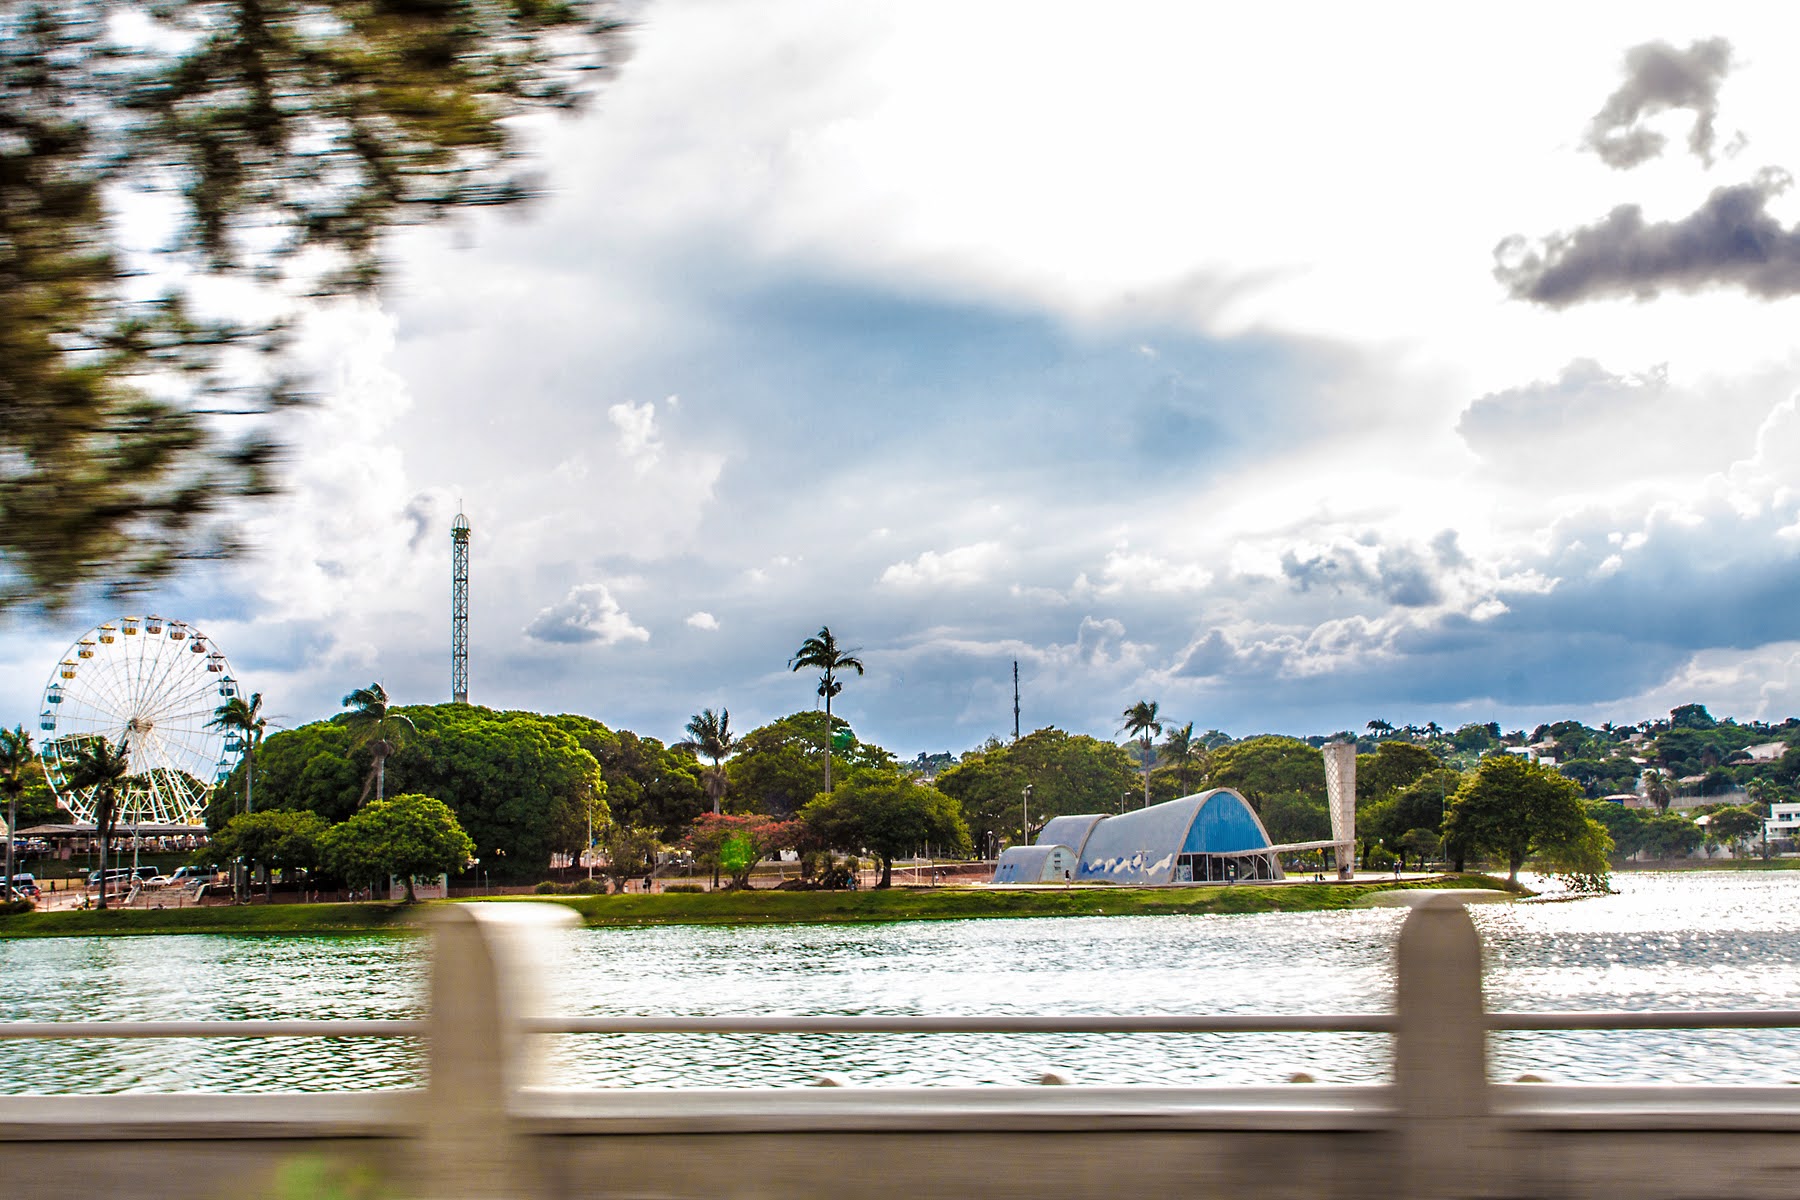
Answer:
top-left (5, 873), bottom-right (1800, 1092)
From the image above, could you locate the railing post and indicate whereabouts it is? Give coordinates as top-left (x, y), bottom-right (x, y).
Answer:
top-left (1394, 897), bottom-right (1497, 1198)
top-left (413, 902), bottom-right (578, 1200)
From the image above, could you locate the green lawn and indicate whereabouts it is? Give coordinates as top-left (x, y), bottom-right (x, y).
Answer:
top-left (0, 874), bottom-right (1515, 938)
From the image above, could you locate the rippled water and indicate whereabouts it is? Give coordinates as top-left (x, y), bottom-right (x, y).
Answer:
top-left (4, 871), bottom-right (1799, 1092)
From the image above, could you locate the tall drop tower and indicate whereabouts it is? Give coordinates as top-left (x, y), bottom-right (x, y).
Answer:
top-left (451, 510), bottom-right (470, 704)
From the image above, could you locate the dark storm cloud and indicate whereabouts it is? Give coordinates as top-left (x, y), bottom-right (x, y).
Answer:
top-left (1279, 540), bottom-right (1443, 608)
top-left (1584, 37), bottom-right (1733, 168)
top-left (1495, 172), bottom-right (1800, 306)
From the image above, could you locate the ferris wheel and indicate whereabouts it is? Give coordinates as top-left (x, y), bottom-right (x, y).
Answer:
top-left (37, 616), bottom-right (244, 827)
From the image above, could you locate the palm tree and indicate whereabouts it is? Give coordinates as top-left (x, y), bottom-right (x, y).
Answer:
top-left (1120, 700), bottom-right (1163, 809)
top-left (1642, 769), bottom-right (1673, 813)
top-left (65, 736), bottom-right (131, 910)
top-left (1159, 721), bottom-right (1202, 798)
top-left (207, 692), bottom-right (266, 815)
top-left (0, 726), bottom-right (34, 900)
top-left (789, 626), bottom-right (863, 793)
top-left (1366, 718), bottom-right (1393, 740)
top-left (680, 708), bottom-right (736, 815)
top-left (341, 683), bottom-right (416, 805)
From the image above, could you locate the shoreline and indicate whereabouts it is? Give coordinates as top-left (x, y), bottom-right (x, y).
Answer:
top-left (0, 874), bottom-right (1518, 938)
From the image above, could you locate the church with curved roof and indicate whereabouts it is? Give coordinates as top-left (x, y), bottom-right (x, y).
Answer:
top-left (991, 788), bottom-right (1283, 885)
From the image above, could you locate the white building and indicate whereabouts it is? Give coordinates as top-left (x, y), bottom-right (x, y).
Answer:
top-left (1765, 803), bottom-right (1800, 846)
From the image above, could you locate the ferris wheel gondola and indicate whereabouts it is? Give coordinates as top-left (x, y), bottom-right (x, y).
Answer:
top-left (38, 617), bottom-right (244, 827)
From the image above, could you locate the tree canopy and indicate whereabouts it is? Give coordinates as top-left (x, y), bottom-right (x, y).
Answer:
top-left (222, 704), bottom-right (605, 881)
top-left (1443, 754), bottom-right (1598, 882)
top-left (1, 0), bottom-right (621, 610)
top-left (803, 767), bottom-right (969, 888)
top-left (321, 792), bottom-right (474, 901)
top-left (934, 727), bottom-right (1135, 848)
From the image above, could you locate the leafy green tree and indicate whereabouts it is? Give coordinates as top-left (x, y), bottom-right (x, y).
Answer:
top-left (1641, 769), bottom-right (1673, 813)
top-left (1119, 700), bottom-right (1164, 809)
top-left (1704, 806), bottom-right (1763, 856)
top-left (1442, 753), bottom-right (1591, 882)
top-left (1, 1), bottom-right (623, 611)
top-left (788, 627), bottom-right (864, 793)
top-left (0, 726), bottom-right (35, 897)
top-left (208, 809), bottom-right (327, 900)
top-left (681, 813), bottom-right (801, 890)
top-left (207, 692), bottom-right (266, 815)
top-left (572, 724), bottom-right (706, 840)
top-left (1450, 723), bottom-right (1501, 754)
top-left (804, 767), bottom-right (970, 889)
top-left (320, 793), bottom-right (474, 902)
top-left (1158, 721), bottom-right (1204, 797)
top-left (1639, 811), bottom-right (1703, 860)
top-left (1536, 817), bottom-right (1614, 894)
top-left (227, 705), bottom-right (608, 880)
top-left (64, 735), bottom-right (131, 908)
top-left (1587, 801), bottom-right (1648, 861)
top-left (726, 711), bottom-right (885, 819)
top-left (1207, 736), bottom-right (1326, 813)
top-left (679, 708), bottom-right (736, 815)
top-left (1356, 741), bottom-right (1439, 801)
top-left (1257, 791), bottom-right (1330, 845)
top-left (341, 683), bottom-right (415, 804)
top-left (597, 822), bottom-right (661, 893)
top-left (935, 728), bottom-right (1136, 849)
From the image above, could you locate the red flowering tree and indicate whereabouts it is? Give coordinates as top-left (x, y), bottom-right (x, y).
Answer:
top-left (683, 813), bottom-right (803, 890)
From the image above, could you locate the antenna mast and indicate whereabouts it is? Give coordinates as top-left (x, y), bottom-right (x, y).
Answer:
top-left (451, 509), bottom-right (471, 704)
top-left (1013, 660), bottom-right (1020, 741)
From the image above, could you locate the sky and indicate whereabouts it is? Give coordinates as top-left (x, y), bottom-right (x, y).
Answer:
top-left (10, 1), bottom-right (1800, 759)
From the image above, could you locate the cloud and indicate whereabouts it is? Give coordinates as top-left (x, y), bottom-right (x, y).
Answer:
top-left (523, 583), bottom-right (650, 645)
top-left (1277, 538), bottom-right (1443, 608)
top-left (608, 399), bottom-right (665, 472)
top-left (1496, 172), bottom-right (1800, 306)
top-left (879, 542), bottom-right (1002, 588)
top-left (1584, 38), bottom-right (1734, 168)
top-left (686, 610), bottom-right (719, 630)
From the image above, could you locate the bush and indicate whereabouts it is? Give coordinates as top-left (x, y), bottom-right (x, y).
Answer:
top-left (0, 898), bottom-right (33, 918)
top-left (663, 883), bottom-right (703, 894)
top-left (533, 880), bottom-right (573, 895)
top-left (571, 878), bottom-right (604, 894)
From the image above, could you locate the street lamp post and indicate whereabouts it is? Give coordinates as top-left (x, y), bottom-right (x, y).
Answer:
top-left (1022, 784), bottom-right (1033, 846)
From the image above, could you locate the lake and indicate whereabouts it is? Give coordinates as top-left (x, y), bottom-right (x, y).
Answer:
top-left (3, 871), bottom-right (1799, 1092)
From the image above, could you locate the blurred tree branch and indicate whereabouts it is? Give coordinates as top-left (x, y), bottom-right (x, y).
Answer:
top-left (0, 0), bottom-right (622, 611)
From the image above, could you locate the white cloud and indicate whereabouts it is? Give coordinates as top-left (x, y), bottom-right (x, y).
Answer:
top-left (523, 584), bottom-right (650, 646)
top-left (608, 400), bottom-right (663, 472)
top-left (879, 542), bottom-right (1002, 588)
top-left (686, 611), bottom-right (719, 630)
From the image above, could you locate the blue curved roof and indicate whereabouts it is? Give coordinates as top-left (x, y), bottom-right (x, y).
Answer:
top-left (1074, 789), bottom-right (1277, 885)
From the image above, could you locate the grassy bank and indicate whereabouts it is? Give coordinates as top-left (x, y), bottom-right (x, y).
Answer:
top-left (0, 875), bottom-right (1515, 938)
top-left (0, 902), bottom-right (418, 939)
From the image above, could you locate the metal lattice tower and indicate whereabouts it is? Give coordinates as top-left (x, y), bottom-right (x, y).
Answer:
top-left (451, 510), bottom-right (470, 704)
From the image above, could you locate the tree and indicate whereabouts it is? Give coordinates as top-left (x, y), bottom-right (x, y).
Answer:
top-left (207, 692), bottom-right (266, 815)
top-left (1641, 769), bottom-right (1673, 813)
top-left (0, 0), bottom-right (623, 611)
top-left (320, 793), bottom-right (474, 902)
top-left (208, 810), bottom-right (326, 901)
top-left (64, 736), bottom-right (132, 908)
top-left (1442, 754), bottom-right (1591, 883)
top-left (1207, 736), bottom-right (1327, 813)
top-left (341, 683), bottom-right (415, 805)
top-left (597, 822), bottom-right (661, 894)
top-left (679, 708), bottom-right (736, 815)
top-left (0, 726), bottom-right (34, 898)
top-left (935, 728), bottom-right (1136, 850)
top-left (681, 813), bottom-right (801, 890)
top-left (788, 627), bottom-right (864, 794)
top-left (1704, 806), bottom-right (1763, 857)
top-left (1356, 742), bottom-right (1439, 801)
top-left (727, 711), bottom-right (882, 820)
top-left (804, 768), bottom-right (971, 889)
top-left (1158, 722), bottom-right (1204, 797)
top-left (1119, 700), bottom-right (1163, 809)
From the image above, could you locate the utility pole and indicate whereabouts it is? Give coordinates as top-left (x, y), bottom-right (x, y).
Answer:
top-left (451, 510), bottom-right (471, 704)
top-left (1022, 783), bottom-right (1032, 847)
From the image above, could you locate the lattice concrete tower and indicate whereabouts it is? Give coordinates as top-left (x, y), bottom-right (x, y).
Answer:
top-left (1322, 740), bottom-right (1357, 880)
top-left (451, 510), bottom-right (471, 704)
